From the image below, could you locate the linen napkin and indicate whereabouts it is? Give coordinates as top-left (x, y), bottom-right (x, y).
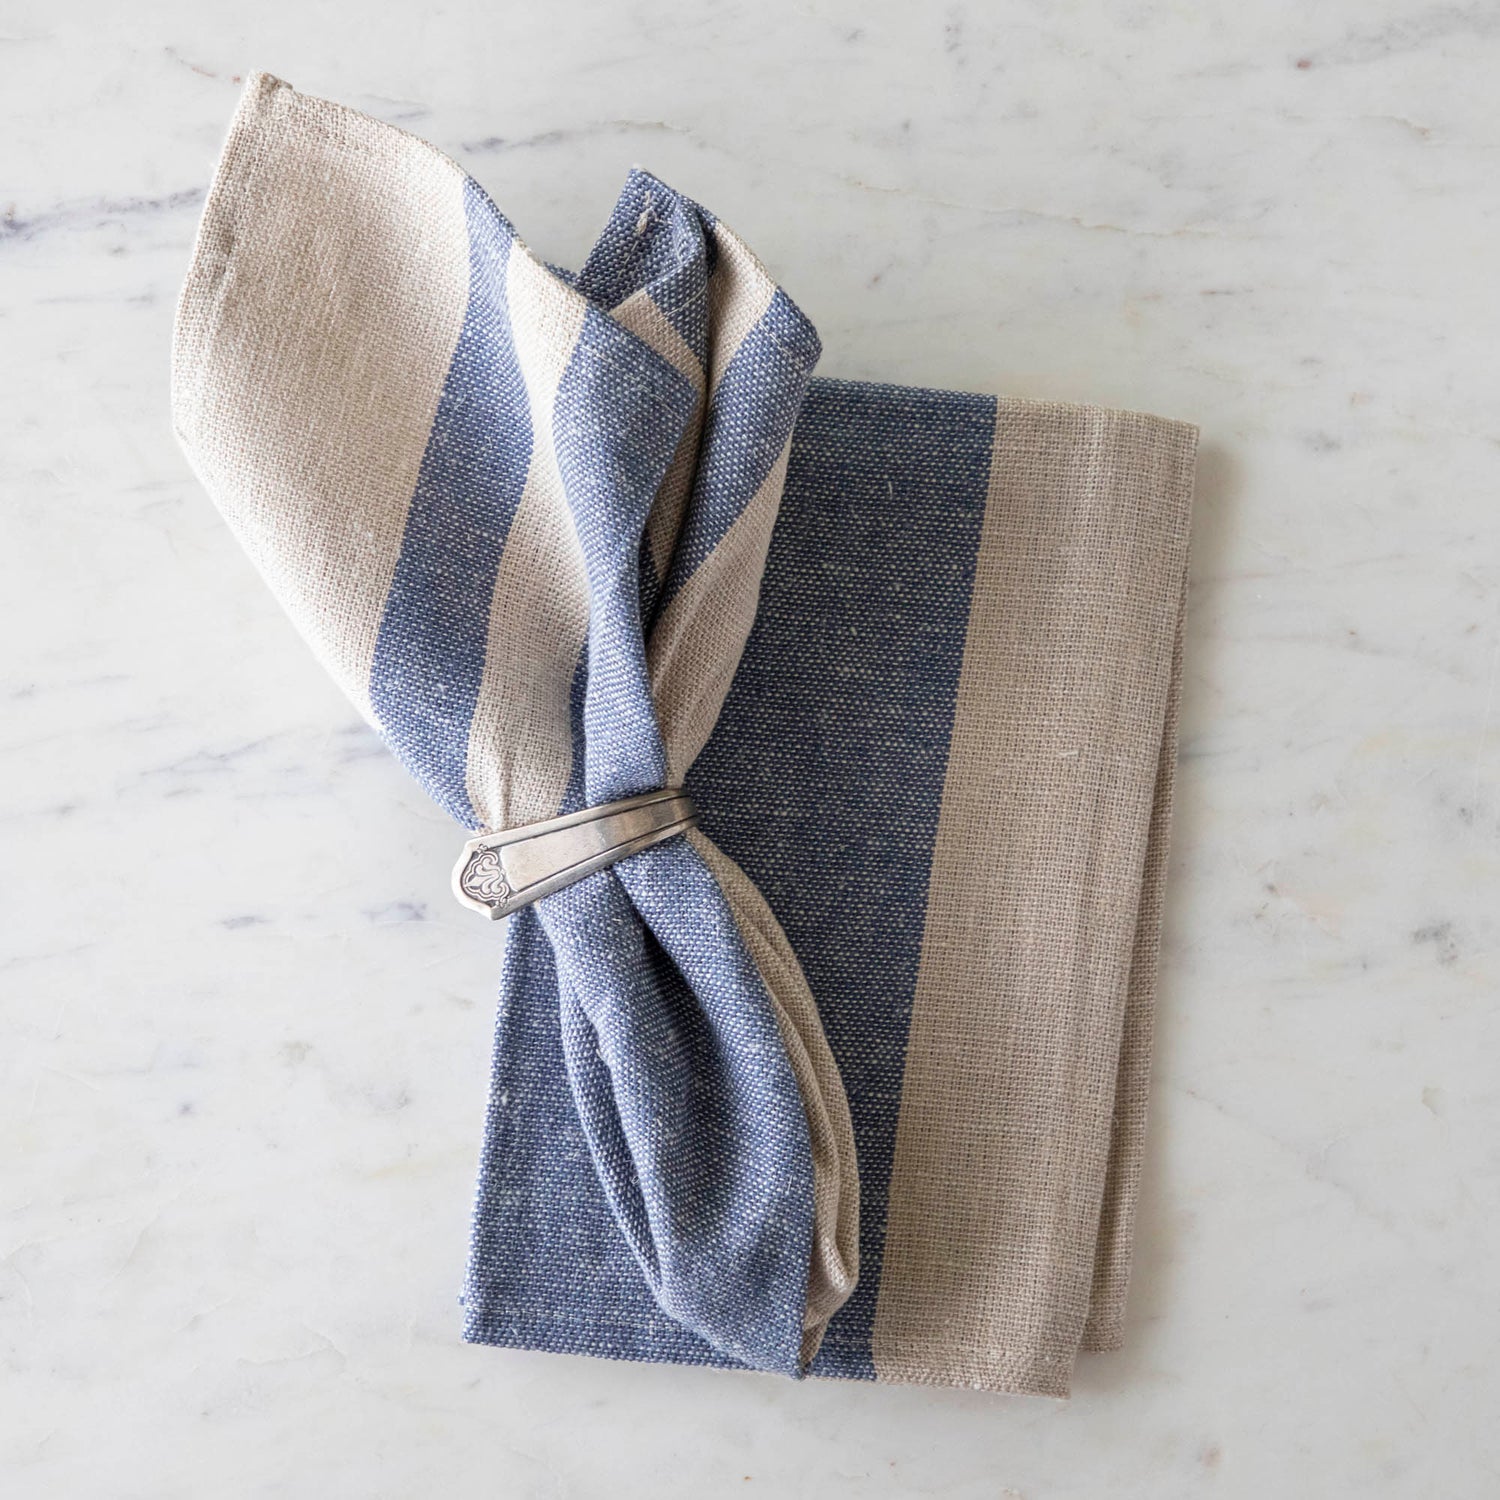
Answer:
top-left (174, 72), bottom-right (1196, 1397)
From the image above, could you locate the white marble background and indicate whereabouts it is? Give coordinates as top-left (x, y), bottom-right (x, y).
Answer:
top-left (4, 1), bottom-right (1497, 1495)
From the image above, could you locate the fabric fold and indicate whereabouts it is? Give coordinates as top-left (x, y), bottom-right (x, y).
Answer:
top-left (173, 71), bottom-right (858, 1373)
top-left (175, 72), bottom-right (1197, 1398)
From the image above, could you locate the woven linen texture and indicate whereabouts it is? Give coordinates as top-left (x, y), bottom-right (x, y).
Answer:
top-left (175, 73), bottom-right (857, 1378)
top-left (174, 72), bottom-right (1196, 1398)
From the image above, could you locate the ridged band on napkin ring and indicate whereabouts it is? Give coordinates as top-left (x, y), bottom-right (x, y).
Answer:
top-left (452, 789), bottom-right (700, 920)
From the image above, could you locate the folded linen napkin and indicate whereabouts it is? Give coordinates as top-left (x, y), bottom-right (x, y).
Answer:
top-left (174, 72), bottom-right (1196, 1397)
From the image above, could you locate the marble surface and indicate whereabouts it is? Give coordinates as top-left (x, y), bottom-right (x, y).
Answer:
top-left (4, 1), bottom-right (1498, 1494)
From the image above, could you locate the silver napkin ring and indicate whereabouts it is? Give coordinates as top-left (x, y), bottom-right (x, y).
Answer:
top-left (452, 788), bottom-right (700, 919)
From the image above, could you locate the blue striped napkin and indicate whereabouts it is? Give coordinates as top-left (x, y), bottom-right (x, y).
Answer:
top-left (175, 73), bottom-right (1196, 1397)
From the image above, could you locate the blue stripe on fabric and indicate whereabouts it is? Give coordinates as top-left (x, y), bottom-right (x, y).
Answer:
top-left (551, 306), bottom-right (698, 806)
top-left (369, 180), bottom-right (534, 826)
top-left (462, 374), bottom-right (996, 1381)
top-left (464, 835), bottom-right (818, 1376)
top-left (690, 377), bottom-right (997, 1380)
top-left (654, 290), bottom-right (820, 619)
top-left (463, 905), bottom-right (740, 1372)
top-left (464, 296), bottom-right (818, 1373)
top-left (575, 169), bottom-right (713, 369)
top-left (573, 168), bottom-right (657, 308)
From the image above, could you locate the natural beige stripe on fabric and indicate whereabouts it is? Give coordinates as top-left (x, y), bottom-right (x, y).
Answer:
top-left (171, 72), bottom-right (470, 719)
top-left (1081, 579), bottom-right (1187, 1352)
top-left (871, 400), bottom-right (1196, 1398)
top-left (706, 224), bottom-right (776, 389)
top-left (613, 266), bottom-right (782, 597)
top-left (465, 251), bottom-right (590, 832)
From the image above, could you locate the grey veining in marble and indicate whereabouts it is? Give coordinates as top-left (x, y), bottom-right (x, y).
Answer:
top-left (3, 1), bottom-right (1498, 1495)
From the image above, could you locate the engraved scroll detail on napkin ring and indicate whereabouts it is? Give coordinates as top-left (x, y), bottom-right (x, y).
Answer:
top-left (452, 789), bottom-right (700, 920)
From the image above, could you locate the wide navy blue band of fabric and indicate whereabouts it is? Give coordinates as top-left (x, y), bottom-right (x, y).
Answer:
top-left (451, 789), bottom-right (701, 921)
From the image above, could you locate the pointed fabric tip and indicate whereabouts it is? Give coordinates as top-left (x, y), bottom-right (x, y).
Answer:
top-left (173, 73), bottom-right (858, 1375)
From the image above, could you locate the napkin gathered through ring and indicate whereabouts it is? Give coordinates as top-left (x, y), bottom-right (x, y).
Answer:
top-left (174, 72), bottom-right (1197, 1397)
